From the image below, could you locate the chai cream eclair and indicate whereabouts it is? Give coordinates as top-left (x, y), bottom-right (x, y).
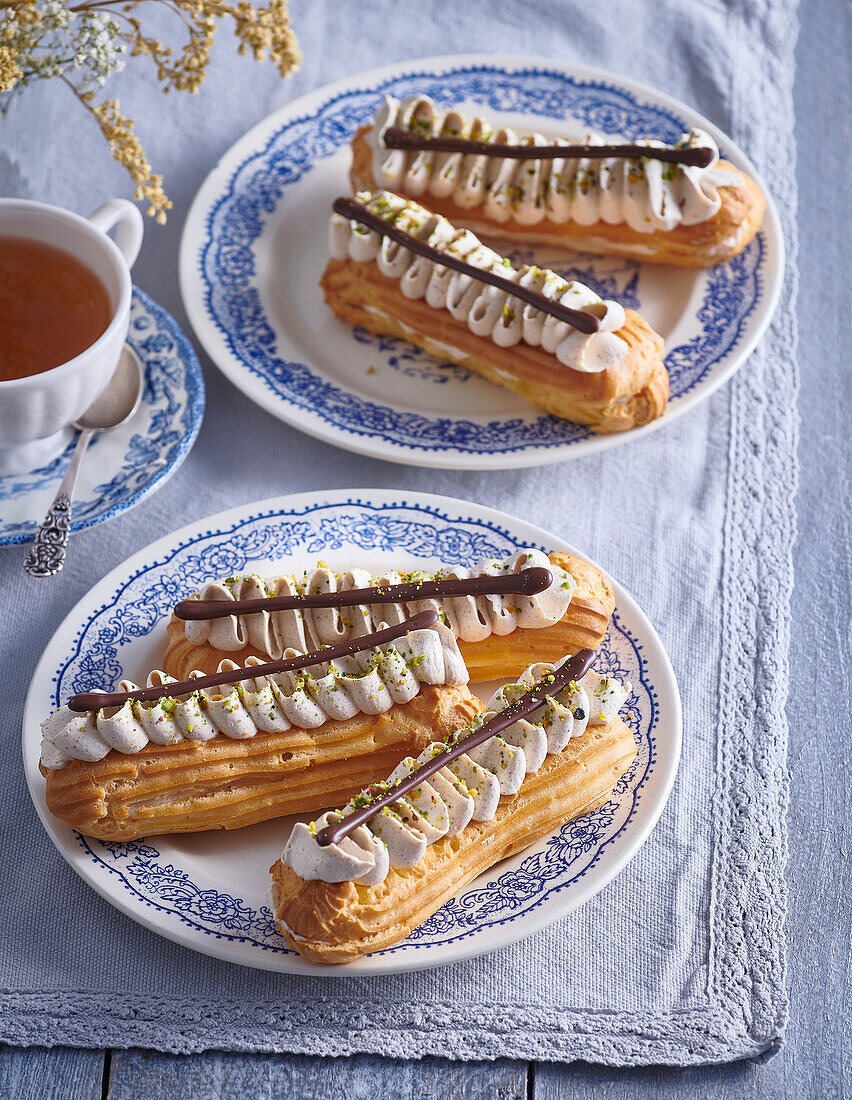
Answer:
top-left (39, 616), bottom-right (483, 841)
top-left (350, 94), bottom-right (765, 267)
top-left (321, 191), bottom-right (668, 433)
top-left (163, 548), bottom-right (615, 685)
top-left (270, 649), bottom-right (637, 964)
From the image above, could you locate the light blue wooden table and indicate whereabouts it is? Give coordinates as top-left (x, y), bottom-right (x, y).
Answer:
top-left (1, 2), bottom-right (848, 1095)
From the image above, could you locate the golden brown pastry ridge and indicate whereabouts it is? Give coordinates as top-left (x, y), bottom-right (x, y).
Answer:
top-left (350, 124), bottom-right (765, 268)
top-left (270, 714), bottom-right (637, 964)
top-left (41, 684), bottom-right (483, 841)
top-left (162, 552), bottom-right (615, 684)
top-left (320, 253), bottom-right (668, 433)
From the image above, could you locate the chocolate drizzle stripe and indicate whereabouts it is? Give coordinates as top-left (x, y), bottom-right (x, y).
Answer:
top-left (67, 611), bottom-right (439, 712)
top-left (383, 126), bottom-right (716, 168)
top-left (316, 647), bottom-right (596, 848)
top-left (174, 565), bottom-right (553, 622)
top-left (332, 196), bottom-right (601, 335)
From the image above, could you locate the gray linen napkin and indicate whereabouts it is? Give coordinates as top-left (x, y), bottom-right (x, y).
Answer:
top-left (0, 0), bottom-right (796, 1064)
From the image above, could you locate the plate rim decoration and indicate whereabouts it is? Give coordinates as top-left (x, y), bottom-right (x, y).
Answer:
top-left (0, 287), bottom-right (206, 546)
top-left (179, 52), bottom-right (784, 470)
top-left (22, 488), bottom-right (682, 976)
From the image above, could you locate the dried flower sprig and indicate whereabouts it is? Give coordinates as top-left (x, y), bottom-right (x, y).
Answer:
top-left (0, 45), bottom-right (23, 91)
top-left (0, 0), bottom-right (300, 223)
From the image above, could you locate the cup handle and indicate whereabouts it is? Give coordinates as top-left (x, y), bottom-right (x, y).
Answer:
top-left (87, 199), bottom-right (144, 270)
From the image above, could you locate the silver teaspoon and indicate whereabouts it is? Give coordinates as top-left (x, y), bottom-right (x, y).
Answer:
top-left (23, 346), bottom-right (144, 578)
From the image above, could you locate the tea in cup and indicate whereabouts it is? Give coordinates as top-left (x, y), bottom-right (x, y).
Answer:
top-left (0, 198), bottom-right (143, 475)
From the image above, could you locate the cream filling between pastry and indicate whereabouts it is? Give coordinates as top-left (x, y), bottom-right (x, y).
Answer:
top-left (282, 660), bottom-right (632, 886)
top-left (183, 547), bottom-right (576, 658)
top-left (39, 621), bottom-right (467, 770)
top-left (330, 191), bottom-right (628, 373)
top-left (367, 93), bottom-right (741, 234)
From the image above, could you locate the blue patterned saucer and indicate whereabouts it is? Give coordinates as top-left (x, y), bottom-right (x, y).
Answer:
top-left (180, 55), bottom-right (783, 469)
top-left (0, 288), bottom-right (204, 546)
top-left (23, 490), bottom-right (681, 975)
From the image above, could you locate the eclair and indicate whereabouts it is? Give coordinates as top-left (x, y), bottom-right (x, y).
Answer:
top-left (163, 548), bottom-right (615, 684)
top-left (322, 192), bottom-right (668, 432)
top-left (350, 95), bottom-right (765, 267)
top-left (39, 619), bottom-right (482, 841)
top-left (270, 655), bottom-right (637, 963)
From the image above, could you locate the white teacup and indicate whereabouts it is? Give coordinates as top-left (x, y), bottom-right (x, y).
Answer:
top-left (0, 198), bottom-right (144, 475)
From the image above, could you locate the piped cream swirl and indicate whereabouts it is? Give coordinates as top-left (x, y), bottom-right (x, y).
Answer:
top-left (368, 94), bottom-right (741, 233)
top-left (183, 547), bottom-right (577, 658)
top-left (331, 193), bottom-right (628, 373)
top-left (39, 621), bottom-right (467, 770)
top-left (282, 658), bottom-right (632, 885)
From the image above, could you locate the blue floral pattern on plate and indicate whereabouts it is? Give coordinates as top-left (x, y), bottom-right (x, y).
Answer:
top-left (0, 288), bottom-right (205, 545)
top-left (195, 63), bottom-right (766, 457)
top-left (48, 498), bottom-right (658, 961)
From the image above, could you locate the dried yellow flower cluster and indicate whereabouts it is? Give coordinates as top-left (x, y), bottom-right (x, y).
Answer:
top-left (0, 46), bottom-right (23, 92)
top-left (90, 97), bottom-right (173, 224)
top-left (0, 0), bottom-right (301, 223)
top-left (230, 0), bottom-right (302, 76)
top-left (123, 7), bottom-right (216, 96)
top-left (123, 0), bottom-right (302, 95)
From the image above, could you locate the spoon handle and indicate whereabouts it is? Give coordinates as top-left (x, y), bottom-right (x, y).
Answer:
top-left (23, 428), bottom-right (95, 578)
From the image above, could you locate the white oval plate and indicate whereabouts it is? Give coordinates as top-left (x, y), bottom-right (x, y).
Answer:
top-left (0, 288), bottom-right (205, 545)
top-left (23, 489), bottom-right (681, 975)
top-left (180, 54), bottom-right (782, 469)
